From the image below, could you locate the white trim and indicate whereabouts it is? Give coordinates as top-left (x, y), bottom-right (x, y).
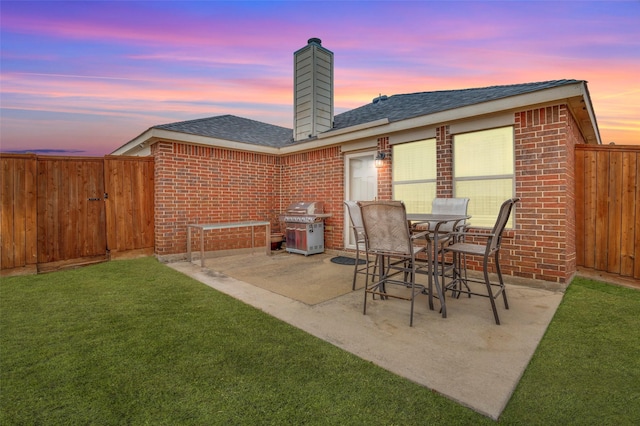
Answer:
top-left (111, 81), bottom-right (600, 156)
top-left (452, 126), bottom-right (516, 228)
top-left (340, 139), bottom-right (378, 152)
top-left (317, 118), bottom-right (389, 138)
top-left (344, 151), bottom-right (377, 249)
top-left (389, 127), bottom-right (437, 145)
top-left (111, 128), bottom-right (283, 156)
top-left (449, 113), bottom-right (514, 135)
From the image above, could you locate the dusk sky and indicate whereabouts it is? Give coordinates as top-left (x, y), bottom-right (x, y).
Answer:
top-left (1, 1), bottom-right (639, 156)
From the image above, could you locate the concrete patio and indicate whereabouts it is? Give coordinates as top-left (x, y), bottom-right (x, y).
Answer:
top-left (168, 250), bottom-right (566, 420)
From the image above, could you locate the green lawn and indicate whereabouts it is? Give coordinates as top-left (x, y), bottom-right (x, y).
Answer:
top-left (1, 257), bottom-right (638, 425)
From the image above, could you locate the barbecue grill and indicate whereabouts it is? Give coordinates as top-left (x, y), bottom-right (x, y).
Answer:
top-left (280, 202), bottom-right (331, 256)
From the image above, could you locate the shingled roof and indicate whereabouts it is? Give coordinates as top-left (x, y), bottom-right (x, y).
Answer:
top-left (332, 79), bottom-right (582, 130)
top-left (154, 115), bottom-right (293, 147)
top-left (152, 80), bottom-right (582, 148)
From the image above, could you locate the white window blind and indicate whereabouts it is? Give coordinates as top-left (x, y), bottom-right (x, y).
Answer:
top-left (454, 127), bottom-right (514, 178)
top-left (392, 139), bottom-right (436, 214)
top-left (454, 127), bottom-right (515, 227)
top-left (393, 139), bottom-right (436, 181)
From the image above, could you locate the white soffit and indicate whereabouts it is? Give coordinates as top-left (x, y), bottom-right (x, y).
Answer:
top-left (389, 127), bottom-right (437, 145)
top-left (112, 128), bottom-right (282, 156)
top-left (449, 113), bottom-right (514, 135)
top-left (340, 139), bottom-right (378, 152)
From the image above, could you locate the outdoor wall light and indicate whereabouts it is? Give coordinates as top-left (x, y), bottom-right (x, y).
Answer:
top-left (374, 152), bottom-right (386, 168)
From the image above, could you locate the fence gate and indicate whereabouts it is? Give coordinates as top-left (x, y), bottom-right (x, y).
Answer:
top-left (104, 156), bottom-right (155, 259)
top-left (575, 144), bottom-right (640, 280)
top-left (37, 157), bottom-right (108, 271)
top-left (1, 154), bottom-right (154, 275)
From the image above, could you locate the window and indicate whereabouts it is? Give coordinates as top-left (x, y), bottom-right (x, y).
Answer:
top-left (392, 139), bottom-right (436, 214)
top-left (454, 126), bottom-right (515, 228)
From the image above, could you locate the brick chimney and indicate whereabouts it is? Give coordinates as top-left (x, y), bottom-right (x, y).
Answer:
top-left (293, 38), bottom-right (334, 141)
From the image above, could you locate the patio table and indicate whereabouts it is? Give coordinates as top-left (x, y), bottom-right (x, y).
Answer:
top-left (406, 213), bottom-right (470, 318)
top-left (187, 221), bottom-right (271, 267)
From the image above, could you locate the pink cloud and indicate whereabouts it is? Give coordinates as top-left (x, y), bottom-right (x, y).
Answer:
top-left (1, 1), bottom-right (638, 151)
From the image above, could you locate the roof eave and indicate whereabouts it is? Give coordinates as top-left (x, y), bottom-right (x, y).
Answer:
top-left (111, 128), bottom-right (282, 156)
top-left (111, 81), bottom-right (602, 156)
top-left (313, 82), bottom-right (602, 145)
top-left (576, 81), bottom-right (602, 145)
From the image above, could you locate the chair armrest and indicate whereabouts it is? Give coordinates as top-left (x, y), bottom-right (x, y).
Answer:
top-left (410, 230), bottom-right (430, 241)
top-left (451, 231), bottom-right (496, 240)
top-left (454, 223), bottom-right (471, 232)
top-left (410, 221), bottom-right (430, 231)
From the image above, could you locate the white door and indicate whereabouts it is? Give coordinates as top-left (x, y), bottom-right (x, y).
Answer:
top-left (344, 152), bottom-right (377, 248)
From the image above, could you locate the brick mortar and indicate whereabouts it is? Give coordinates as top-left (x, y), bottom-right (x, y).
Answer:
top-left (152, 103), bottom-right (584, 284)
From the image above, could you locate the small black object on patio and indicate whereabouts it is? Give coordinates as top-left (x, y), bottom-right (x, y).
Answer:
top-left (330, 256), bottom-right (367, 266)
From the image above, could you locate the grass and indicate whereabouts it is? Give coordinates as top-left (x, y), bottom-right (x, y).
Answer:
top-left (1, 257), bottom-right (638, 425)
top-left (502, 279), bottom-right (640, 424)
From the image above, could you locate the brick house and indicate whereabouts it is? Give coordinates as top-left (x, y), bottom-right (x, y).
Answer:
top-left (113, 38), bottom-right (601, 284)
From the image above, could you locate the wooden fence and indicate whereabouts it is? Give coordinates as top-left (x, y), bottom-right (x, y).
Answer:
top-left (3, 146), bottom-right (639, 280)
top-left (1, 154), bottom-right (154, 275)
top-left (575, 144), bottom-right (640, 280)
top-left (104, 156), bottom-right (155, 259)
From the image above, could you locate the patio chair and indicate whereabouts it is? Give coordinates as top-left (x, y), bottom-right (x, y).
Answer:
top-left (358, 200), bottom-right (433, 326)
top-left (411, 197), bottom-right (470, 294)
top-left (412, 198), bottom-right (470, 242)
top-left (431, 197), bottom-right (470, 283)
top-left (430, 197), bottom-right (470, 234)
top-left (344, 201), bottom-right (375, 290)
top-left (442, 198), bottom-right (520, 325)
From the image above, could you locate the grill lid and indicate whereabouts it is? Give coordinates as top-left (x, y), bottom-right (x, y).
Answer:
top-left (281, 201), bottom-right (331, 223)
top-left (285, 201), bottom-right (324, 215)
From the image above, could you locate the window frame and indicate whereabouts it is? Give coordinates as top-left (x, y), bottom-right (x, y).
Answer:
top-left (452, 126), bottom-right (516, 228)
top-left (391, 138), bottom-right (437, 214)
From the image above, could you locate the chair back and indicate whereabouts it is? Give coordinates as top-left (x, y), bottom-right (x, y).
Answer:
top-left (344, 201), bottom-right (365, 243)
top-left (488, 198), bottom-right (520, 252)
top-left (430, 197), bottom-right (470, 232)
top-left (358, 201), bottom-right (412, 255)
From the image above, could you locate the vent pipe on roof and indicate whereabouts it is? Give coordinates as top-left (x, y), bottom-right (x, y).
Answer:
top-left (373, 95), bottom-right (388, 104)
top-left (293, 38), bottom-right (334, 141)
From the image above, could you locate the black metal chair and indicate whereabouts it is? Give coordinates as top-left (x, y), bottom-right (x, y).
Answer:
top-left (344, 201), bottom-right (373, 290)
top-left (442, 198), bottom-right (520, 325)
top-left (358, 200), bottom-right (432, 326)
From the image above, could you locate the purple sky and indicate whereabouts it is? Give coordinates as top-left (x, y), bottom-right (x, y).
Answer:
top-left (1, 1), bottom-right (639, 156)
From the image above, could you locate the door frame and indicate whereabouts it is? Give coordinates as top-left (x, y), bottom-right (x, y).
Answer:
top-left (344, 151), bottom-right (377, 249)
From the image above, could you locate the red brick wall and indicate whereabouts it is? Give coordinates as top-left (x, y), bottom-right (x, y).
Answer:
top-left (372, 104), bottom-right (584, 283)
top-left (280, 146), bottom-right (344, 250)
top-left (564, 110), bottom-right (581, 279)
top-left (512, 104), bottom-right (579, 283)
top-left (376, 137), bottom-right (392, 200)
top-left (152, 103), bottom-right (585, 283)
top-left (436, 126), bottom-right (453, 197)
top-left (153, 141), bottom-right (279, 255)
top-left (152, 143), bottom-right (347, 257)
